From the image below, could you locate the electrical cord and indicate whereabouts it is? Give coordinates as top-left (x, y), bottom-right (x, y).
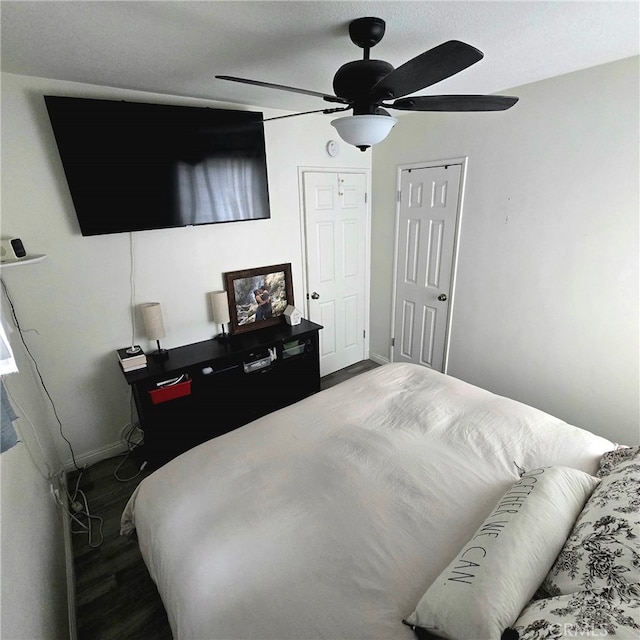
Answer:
top-left (1, 277), bottom-right (81, 472)
top-left (115, 252), bottom-right (148, 482)
top-left (63, 469), bottom-right (104, 548)
top-left (114, 421), bottom-right (146, 482)
top-left (2, 240), bottom-right (143, 546)
top-left (129, 232), bottom-right (137, 348)
top-left (0, 277), bottom-right (105, 547)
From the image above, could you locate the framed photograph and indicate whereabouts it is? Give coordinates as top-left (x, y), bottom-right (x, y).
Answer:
top-left (224, 263), bottom-right (294, 334)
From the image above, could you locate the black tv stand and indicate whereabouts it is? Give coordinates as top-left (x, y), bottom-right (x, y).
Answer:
top-left (121, 319), bottom-right (322, 467)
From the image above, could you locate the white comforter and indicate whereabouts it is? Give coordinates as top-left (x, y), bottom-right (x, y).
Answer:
top-left (121, 363), bottom-right (616, 640)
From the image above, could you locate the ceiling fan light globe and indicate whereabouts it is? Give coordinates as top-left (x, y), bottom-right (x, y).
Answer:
top-left (331, 115), bottom-right (398, 150)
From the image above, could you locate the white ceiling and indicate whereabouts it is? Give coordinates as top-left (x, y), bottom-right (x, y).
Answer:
top-left (1, 1), bottom-right (638, 114)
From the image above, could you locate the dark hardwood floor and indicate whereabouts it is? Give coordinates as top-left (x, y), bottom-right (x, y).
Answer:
top-left (70, 359), bottom-right (380, 639)
top-left (318, 358), bottom-right (380, 389)
top-left (70, 456), bottom-right (170, 640)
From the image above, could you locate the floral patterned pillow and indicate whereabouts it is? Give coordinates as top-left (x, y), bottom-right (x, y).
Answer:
top-left (598, 446), bottom-right (640, 478)
top-left (513, 588), bottom-right (640, 639)
top-left (538, 449), bottom-right (640, 600)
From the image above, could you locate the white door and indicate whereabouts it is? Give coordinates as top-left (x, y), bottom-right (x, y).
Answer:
top-left (303, 171), bottom-right (368, 376)
top-left (393, 164), bottom-right (462, 372)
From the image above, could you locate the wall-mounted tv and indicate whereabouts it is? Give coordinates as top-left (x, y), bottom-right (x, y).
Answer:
top-left (44, 96), bottom-right (271, 236)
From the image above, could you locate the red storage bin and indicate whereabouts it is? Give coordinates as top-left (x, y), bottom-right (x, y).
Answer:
top-left (148, 377), bottom-right (191, 404)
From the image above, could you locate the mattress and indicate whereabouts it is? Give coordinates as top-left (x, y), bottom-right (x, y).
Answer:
top-left (121, 363), bottom-right (616, 639)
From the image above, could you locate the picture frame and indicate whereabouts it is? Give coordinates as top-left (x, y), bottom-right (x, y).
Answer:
top-left (224, 263), bottom-right (294, 335)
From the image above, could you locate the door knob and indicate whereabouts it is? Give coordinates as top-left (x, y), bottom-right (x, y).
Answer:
top-left (311, 292), bottom-right (320, 300)
top-left (437, 293), bottom-right (447, 302)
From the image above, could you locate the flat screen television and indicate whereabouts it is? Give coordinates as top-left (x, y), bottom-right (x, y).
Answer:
top-left (44, 96), bottom-right (271, 236)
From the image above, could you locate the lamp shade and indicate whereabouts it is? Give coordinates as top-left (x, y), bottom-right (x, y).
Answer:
top-left (210, 291), bottom-right (230, 324)
top-left (140, 302), bottom-right (166, 341)
top-left (331, 114), bottom-right (398, 149)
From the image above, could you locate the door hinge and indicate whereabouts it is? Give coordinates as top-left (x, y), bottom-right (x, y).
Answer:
top-left (397, 190), bottom-right (402, 203)
top-left (364, 192), bottom-right (368, 204)
top-left (363, 329), bottom-right (366, 339)
top-left (391, 337), bottom-right (395, 347)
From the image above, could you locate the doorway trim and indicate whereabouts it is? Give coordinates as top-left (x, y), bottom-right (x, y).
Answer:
top-left (297, 166), bottom-right (372, 364)
top-left (390, 157), bottom-right (468, 373)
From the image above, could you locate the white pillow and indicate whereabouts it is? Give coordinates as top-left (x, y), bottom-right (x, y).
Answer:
top-left (404, 466), bottom-right (600, 640)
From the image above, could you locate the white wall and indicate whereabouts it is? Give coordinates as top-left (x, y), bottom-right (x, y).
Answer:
top-left (1, 333), bottom-right (69, 636)
top-left (1, 71), bottom-right (370, 465)
top-left (371, 57), bottom-right (639, 446)
top-left (1, 71), bottom-right (368, 638)
top-left (1, 447), bottom-right (69, 639)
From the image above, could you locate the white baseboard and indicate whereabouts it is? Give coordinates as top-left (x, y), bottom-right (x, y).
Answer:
top-left (369, 352), bottom-right (390, 366)
top-left (59, 441), bottom-right (129, 635)
top-left (63, 440), bottom-right (128, 473)
top-left (59, 471), bottom-right (77, 640)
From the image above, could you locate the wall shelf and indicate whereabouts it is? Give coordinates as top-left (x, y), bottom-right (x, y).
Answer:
top-left (0, 254), bottom-right (47, 268)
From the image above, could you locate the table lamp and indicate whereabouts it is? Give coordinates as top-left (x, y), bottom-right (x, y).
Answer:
top-left (141, 302), bottom-right (169, 360)
top-left (210, 291), bottom-right (230, 341)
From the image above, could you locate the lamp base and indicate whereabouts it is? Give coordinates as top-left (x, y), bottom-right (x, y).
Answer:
top-left (152, 349), bottom-right (169, 361)
top-left (214, 324), bottom-right (230, 342)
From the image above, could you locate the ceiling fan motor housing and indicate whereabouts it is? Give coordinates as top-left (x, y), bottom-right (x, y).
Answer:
top-left (333, 59), bottom-right (394, 112)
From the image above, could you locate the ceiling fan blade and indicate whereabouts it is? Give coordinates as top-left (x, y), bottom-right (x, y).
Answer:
top-left (371, 40), bottom-right (484, 100)
top-left (216, 76), bottom-right (347, 104)
top-left (264, 107), bottom-right (350, 122)
top-left (390, 95), bottom-right (519, 112)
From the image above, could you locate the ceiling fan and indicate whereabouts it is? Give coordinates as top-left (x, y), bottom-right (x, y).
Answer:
top-left (216, 17), bottom-right (518, 151)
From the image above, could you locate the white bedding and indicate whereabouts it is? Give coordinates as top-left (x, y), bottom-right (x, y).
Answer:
top-left (121, 363), bottom-right (617, 640)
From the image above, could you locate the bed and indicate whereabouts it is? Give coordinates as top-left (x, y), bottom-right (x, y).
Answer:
top-left (121, 362), bottom-right (620, 640)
